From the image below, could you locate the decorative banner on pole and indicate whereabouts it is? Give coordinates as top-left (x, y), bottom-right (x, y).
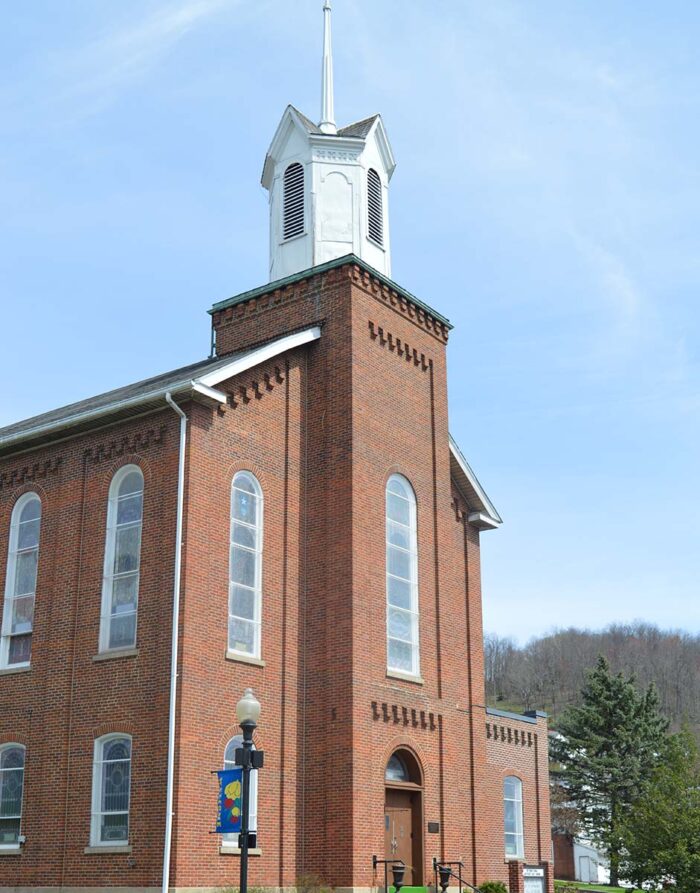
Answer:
top-left (216, 767), bottom-right (243, 834)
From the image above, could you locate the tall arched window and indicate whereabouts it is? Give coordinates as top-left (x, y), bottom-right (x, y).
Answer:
top-left (504, 776), bottom-right (524, 858)
top-left (91, 734), bottom-right (132, 847)
top-left (223, 735), bottom-right (258, 843)
top-left (1, 493), bottom-right (41, 668)
top-left (0, 744), bottom-right (25, 848)
top-left (229, 472), bottom-right (263, 658)
top-left (283, 162), bottom-right (305, 240)
top-left (385, 475), bottom-right (419, 676)
top-left (100, 465), bottom-right (144, 652)
top-left (367, 168), bottom-right (384, 246)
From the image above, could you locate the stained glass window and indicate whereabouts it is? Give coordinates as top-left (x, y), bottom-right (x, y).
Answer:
top-left (386, 475), bottom-right (419, 676)
top-left (229, 472), bottom-right (263, 658)
top-left (91, 735), bottom-right (131, 846)
top-left (100, 466), bottom-right (143, 652)
top-left (1, 494), bottom-right (41, 668)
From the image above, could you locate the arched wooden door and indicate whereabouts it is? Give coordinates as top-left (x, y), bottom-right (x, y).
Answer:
top-left (384, 750), bottom-right (423, 886)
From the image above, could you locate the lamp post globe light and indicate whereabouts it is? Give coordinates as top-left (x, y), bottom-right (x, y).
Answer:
top-left (235, 688), bottom-right (264, 893)
top-left (236, 687), bottom-right (261, 726)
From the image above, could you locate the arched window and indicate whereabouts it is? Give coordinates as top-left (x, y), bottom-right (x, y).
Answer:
top-left (1, 493), bottom-right (41, 668)
top-left (367, 168), bottom-right (383, 246)
top-left (386, 475), bottom-right (419, 676)
top-left (91, 735), bottom-right (132, 847)
top-left (100, 466), bottom-right (144, 652)
top-left (0, 744), bottom-right (25, 848)
top-left (229, 472), bottom-right (263, 658)
top-left (385, 753), bottom-right (409, 782)
top-left (223, 735), bottom-right (258, 842)
top-left (283, 162), bottom-right (305, 240)
top-left (504, 776), bottom-right (524, 858)
top-left (385, 749), bottom-right (422, 786)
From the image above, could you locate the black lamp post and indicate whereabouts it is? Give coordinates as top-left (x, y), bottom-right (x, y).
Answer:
top-left (235, 688), bottom-right (264, 893)
top-left (372, 855), bottom-right (406, 893)
top-left (438, 864), bottom-right (452, 893)
top-left (433, 858), bottom-right (475, 893)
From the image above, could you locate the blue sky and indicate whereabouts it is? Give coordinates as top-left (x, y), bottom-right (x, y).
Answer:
top-left (1, 1), bottom-right (698, 642)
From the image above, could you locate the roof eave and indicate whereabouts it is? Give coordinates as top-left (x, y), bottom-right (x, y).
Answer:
top-left (261, 106), bottom-right (309, 189)
top-left (0, 380), bottom-right (223, 456)
top-left (0, 327), bottom-right (322, 457)
top-left (370, 115), bottom-right (397, 180)
top-left (449, 434), bottom-right (502, 529)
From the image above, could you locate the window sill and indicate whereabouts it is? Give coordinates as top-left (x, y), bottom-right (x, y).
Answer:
top-left (84, 845), bottom-right (132, 855)
top-left (225, 650), bottom-right (265, 668)
top-left (93, 648), bottom-right (139, 662)
top-left (220, 845), bottom-right (262, 856)
top-left (386, 670), bottom-right (424, 685)
top-left (0, 846), bottom-right (22, 855)
top-left (0, 664), bottom-right (31, 676)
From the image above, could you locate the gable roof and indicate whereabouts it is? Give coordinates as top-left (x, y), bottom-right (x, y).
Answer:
top-left (0, 327), bottom-right (321, 457)
top-left (337, 115), bottom-right (380, 138)
top-left (290, 106), bottom-right (323, 134)
top-left (262, 106), bottom-right (396, 189)
top-left (449, 435), bottom-right (502, 530)
top-left (289, 107), bottom-right (380, 139)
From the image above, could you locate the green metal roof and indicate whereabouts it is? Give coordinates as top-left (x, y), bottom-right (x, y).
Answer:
top-left (209, 254), bottom-right (453, 329)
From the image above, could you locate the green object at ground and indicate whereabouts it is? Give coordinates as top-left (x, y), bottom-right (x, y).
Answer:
top-left (554, 881), bottom-right (638, 893)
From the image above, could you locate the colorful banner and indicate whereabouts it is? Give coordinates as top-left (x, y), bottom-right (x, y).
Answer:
top-left (216, 767), bottom-right (243, 834)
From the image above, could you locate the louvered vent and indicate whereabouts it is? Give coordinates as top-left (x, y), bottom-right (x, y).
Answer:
top-left (367, 168), bottom-right (383, 246)
top-left (283, 162), bottom-right (305, 240)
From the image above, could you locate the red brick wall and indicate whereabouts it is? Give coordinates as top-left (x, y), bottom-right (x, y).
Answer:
top-left (0, 413), bottom-right (180, 889)
top-left (169, 347), bottom-right (308, 889)
top-left (0, 259), bottom-right (551, 891)
top-left (480, 713), bottom-right (552, 887)
top-left (552, 833), bottom-right (575, 881)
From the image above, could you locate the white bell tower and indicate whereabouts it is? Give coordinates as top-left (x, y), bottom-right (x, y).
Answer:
top-left (261, 0), bottom-right (396, 282)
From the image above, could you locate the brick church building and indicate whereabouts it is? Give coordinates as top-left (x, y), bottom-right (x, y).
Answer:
top-left (0, 5), bottom-right (551, 892)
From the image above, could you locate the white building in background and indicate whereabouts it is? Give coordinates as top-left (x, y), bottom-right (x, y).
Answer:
top-left (573, 839), bottom-right (610, 885)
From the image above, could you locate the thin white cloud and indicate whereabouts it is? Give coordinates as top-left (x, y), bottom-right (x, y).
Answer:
top-left (570, 231), bottom-right (644, 323)
top-left (56, 0), bottom-right (231, 106)
top-left (0, 0), bottom-right (236, 128)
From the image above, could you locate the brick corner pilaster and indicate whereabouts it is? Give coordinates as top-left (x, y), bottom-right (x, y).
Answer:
top-left (508, 860), bottom-right (525, 893)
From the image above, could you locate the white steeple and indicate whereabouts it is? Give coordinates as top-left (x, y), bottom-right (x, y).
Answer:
top-left (319, 0), bottom-right (336, 135)
top-left (261, 2), bottom-right (396, 282)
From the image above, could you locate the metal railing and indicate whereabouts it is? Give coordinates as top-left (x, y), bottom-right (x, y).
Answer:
top-left (433, 858), bottom-right (484, 893)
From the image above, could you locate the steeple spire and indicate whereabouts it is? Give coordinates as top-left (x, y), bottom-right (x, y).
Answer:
top-left (319, 0), bottom-right (337, 134)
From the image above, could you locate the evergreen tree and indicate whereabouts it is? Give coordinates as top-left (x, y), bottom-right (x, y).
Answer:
top-left (549, 655), bottom-right (668, 885)
top-left (621, 729), bottom-right (700, 893)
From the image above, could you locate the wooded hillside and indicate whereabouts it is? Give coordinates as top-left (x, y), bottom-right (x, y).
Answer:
top-left (484, 623), bottom-right (700, 737)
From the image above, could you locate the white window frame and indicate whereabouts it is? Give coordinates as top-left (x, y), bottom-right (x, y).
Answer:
top-left (0, 743), bottom-right (25, 850)
top-left (223, 736), bottom-right (258, 843)
top-left (99, 465), bottom-right (144, 654)
top-left (228, 472), bottom-right (263, 659)
top-left (385, 474), bottom-right (420, 678)
top-left (1, 492), bottom-right (41, 669)
top-left (504, 775), bottom-right (525, 859)
top-left (90, 734), bottom-right (132, 848)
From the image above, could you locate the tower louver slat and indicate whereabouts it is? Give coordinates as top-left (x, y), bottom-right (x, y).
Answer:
top-left (283, 163), bottom-right (305, 240)
top-left (368, 168), bottom-right (383, 246)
